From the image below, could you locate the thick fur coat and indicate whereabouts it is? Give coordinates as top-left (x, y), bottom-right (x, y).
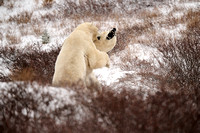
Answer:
top-left (52, 23), bottom-right (110, 87)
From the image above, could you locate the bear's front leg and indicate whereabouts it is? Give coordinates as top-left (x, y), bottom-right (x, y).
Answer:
top-left (88, 50), bottom-right (110, 69)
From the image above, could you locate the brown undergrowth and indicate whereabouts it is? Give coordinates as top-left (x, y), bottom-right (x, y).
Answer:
top-left (8, 11), bottom-right (33, 24)
top-left (0, 45), bottom-right (60, 84)
top-left (1, 80), bottom-right (199, 133)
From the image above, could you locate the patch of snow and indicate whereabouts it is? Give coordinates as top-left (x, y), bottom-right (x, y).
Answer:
top-left (20, 35), bottom-right (41, 47)
top-left (159, 24), bottom-right (186, 38)
top-left (1, 0), bottom-right (40, 21)
top-left (180, 2), bottom-right (200, 9)
top-left (159, 5), bottom-right (173, 16)
top-left (0, 6), bottom-right (9, 20)
top-left (124, 44), bottom-right (163, 67)
top-left (94, 67), bottom-right (133, 86)
top-left (94, 43), bottom-right (163, 87)
top-left (173, 12), bottom-right (184, 18)
top-left (14, 0), bottom-right (38, 11)
top-left (0, 57), bottom-right (11, 76)
top-left (0, 81), bottom-right (76, 117)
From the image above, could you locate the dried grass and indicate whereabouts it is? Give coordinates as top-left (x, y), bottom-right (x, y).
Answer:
top-left (10, 67), bottom-right (36, 81)
top-left (8, 11), bottom-right (33, 24)
top-left (1, 80), bottom-right (199, 133)
top-left (0, 32), bottom-right (3, 40)
top-left (5, 1), bottom-right (14, 10)
top-left (112, 20), bottom-right (154, 52)
top-left (6, 34), bottom-right (21, 45)
top-left (186, 10), bottom-right (200, 32)
top-left (43, 0), bottom-right (54, 8)
top-left (138, 7), bottom-right (161, 20)
top-left (156, 10), bottom-right (200, 92)
top-left (0, 0), bottom-right (3, 6)
top-left (32, 25), bottom-right (42, 35)
top-left (0, 45), bottom-right (60, 84)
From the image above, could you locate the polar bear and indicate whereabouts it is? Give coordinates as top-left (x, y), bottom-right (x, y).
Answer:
top-left (86, 28), bottom-right (117, 88)
top-left (52, 22), bottom-right (110, 87)
top-left (94, 28), bottom-right (117, 52)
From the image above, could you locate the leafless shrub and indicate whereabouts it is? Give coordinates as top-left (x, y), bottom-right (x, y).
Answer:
top-left (0, 45), bottom-right (60, 84)
top-left (160, 8), bottom-right (199, 28)
top-left (63, 1), bottom-right (115, 18)
top-left (186, 10), bottom-right (200, 32)
top-left (0, 0), bottom-right (3, 6)
top-left (0, 32), bottom-right (3, 40)
top-left (10, 67), bottom-right (36, 81)
top-left (138, 7), bottom-right (161, 20)
top-left (145, 90), bottom-right (199, 133)
top-left (1, 81), bottom-right (200, 133)
top-left (43, 0), bottom-right (54, 8)
top-left (19, 27), bottom-right (29, 36)
top-left (4, 1), bottom-right (14, 10)
top-left (157, 10), bottom-right (200, 92)
top-left (32, 24), bottom-right (42, 35)
top-left (62, 0), bottom-right (165, 19)
top-left (8, 11), bottom-right (33, 24)
top-left (154, 11), bottom-right (200, 133)
top-left (6, 33), bottom-right (21, 45)
top-left (41, 13), bottom-right (56, 21)
top-left (113, 26), bottom-right (132, 52)
top-left (0, 82), bottom-right (76, 133)
top-left (113, 20), bottom-right (153, 52)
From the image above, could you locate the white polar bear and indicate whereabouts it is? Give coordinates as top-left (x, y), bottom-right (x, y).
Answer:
top-left (52, 22), bottom-right (110, 87)
top-left (86, 28), bottom-right (117, 88)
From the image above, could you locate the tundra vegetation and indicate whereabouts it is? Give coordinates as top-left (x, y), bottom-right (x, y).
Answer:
top-left (0, 0), bottom-right (199, 132)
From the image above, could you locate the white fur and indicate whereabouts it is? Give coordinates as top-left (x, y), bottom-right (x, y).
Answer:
top-left (52, 22), bottom-right (110, 87)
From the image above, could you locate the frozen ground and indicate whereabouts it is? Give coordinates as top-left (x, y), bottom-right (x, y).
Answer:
top-left (0, 0), bottom-right (200, 125)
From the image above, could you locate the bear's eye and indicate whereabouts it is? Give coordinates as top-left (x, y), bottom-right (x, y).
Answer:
top-left (97, 36), bottom-right (101, 40)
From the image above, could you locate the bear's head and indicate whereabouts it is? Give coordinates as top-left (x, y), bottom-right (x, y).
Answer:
top-left (94, 28), bottom-right (117, 52)
top-left (76, 22), bottom-right (99, 41)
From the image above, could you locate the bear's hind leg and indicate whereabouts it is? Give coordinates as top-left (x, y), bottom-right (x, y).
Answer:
top-left (85, 73), bottom-right (102, 93)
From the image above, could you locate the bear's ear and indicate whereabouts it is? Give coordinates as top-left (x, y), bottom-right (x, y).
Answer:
top-left (88, 22), bottom-right (93, 27)
top-left (89, 22), bottom-right (93, 26)
top-left (83, 22), bottom-right (93, 27)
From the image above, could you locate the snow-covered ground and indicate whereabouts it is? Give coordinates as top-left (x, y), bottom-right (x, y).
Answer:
top-left (0, 0), bottom-right (200, 124)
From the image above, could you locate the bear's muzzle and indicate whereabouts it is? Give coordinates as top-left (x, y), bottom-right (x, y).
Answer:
top-left (106, 28), bottom-right (116, 40)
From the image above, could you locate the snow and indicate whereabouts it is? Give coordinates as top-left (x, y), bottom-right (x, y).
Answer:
top-left (159, 24), bottom-right (186, 38)
top-left (159, 5), bottom-right (173, 16)
top-left (0, 57), bottom-right (11, 76)
top-left (13, 0), bottom-right (38, 11)
top-left (173, 12), bottom-right (184, 18)
top-left (94, 67), bottom-right (127, 86)
top-left (0, 6), bottom-right (8, 20)
top-left (180, 2), bottom-right (200, 9)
